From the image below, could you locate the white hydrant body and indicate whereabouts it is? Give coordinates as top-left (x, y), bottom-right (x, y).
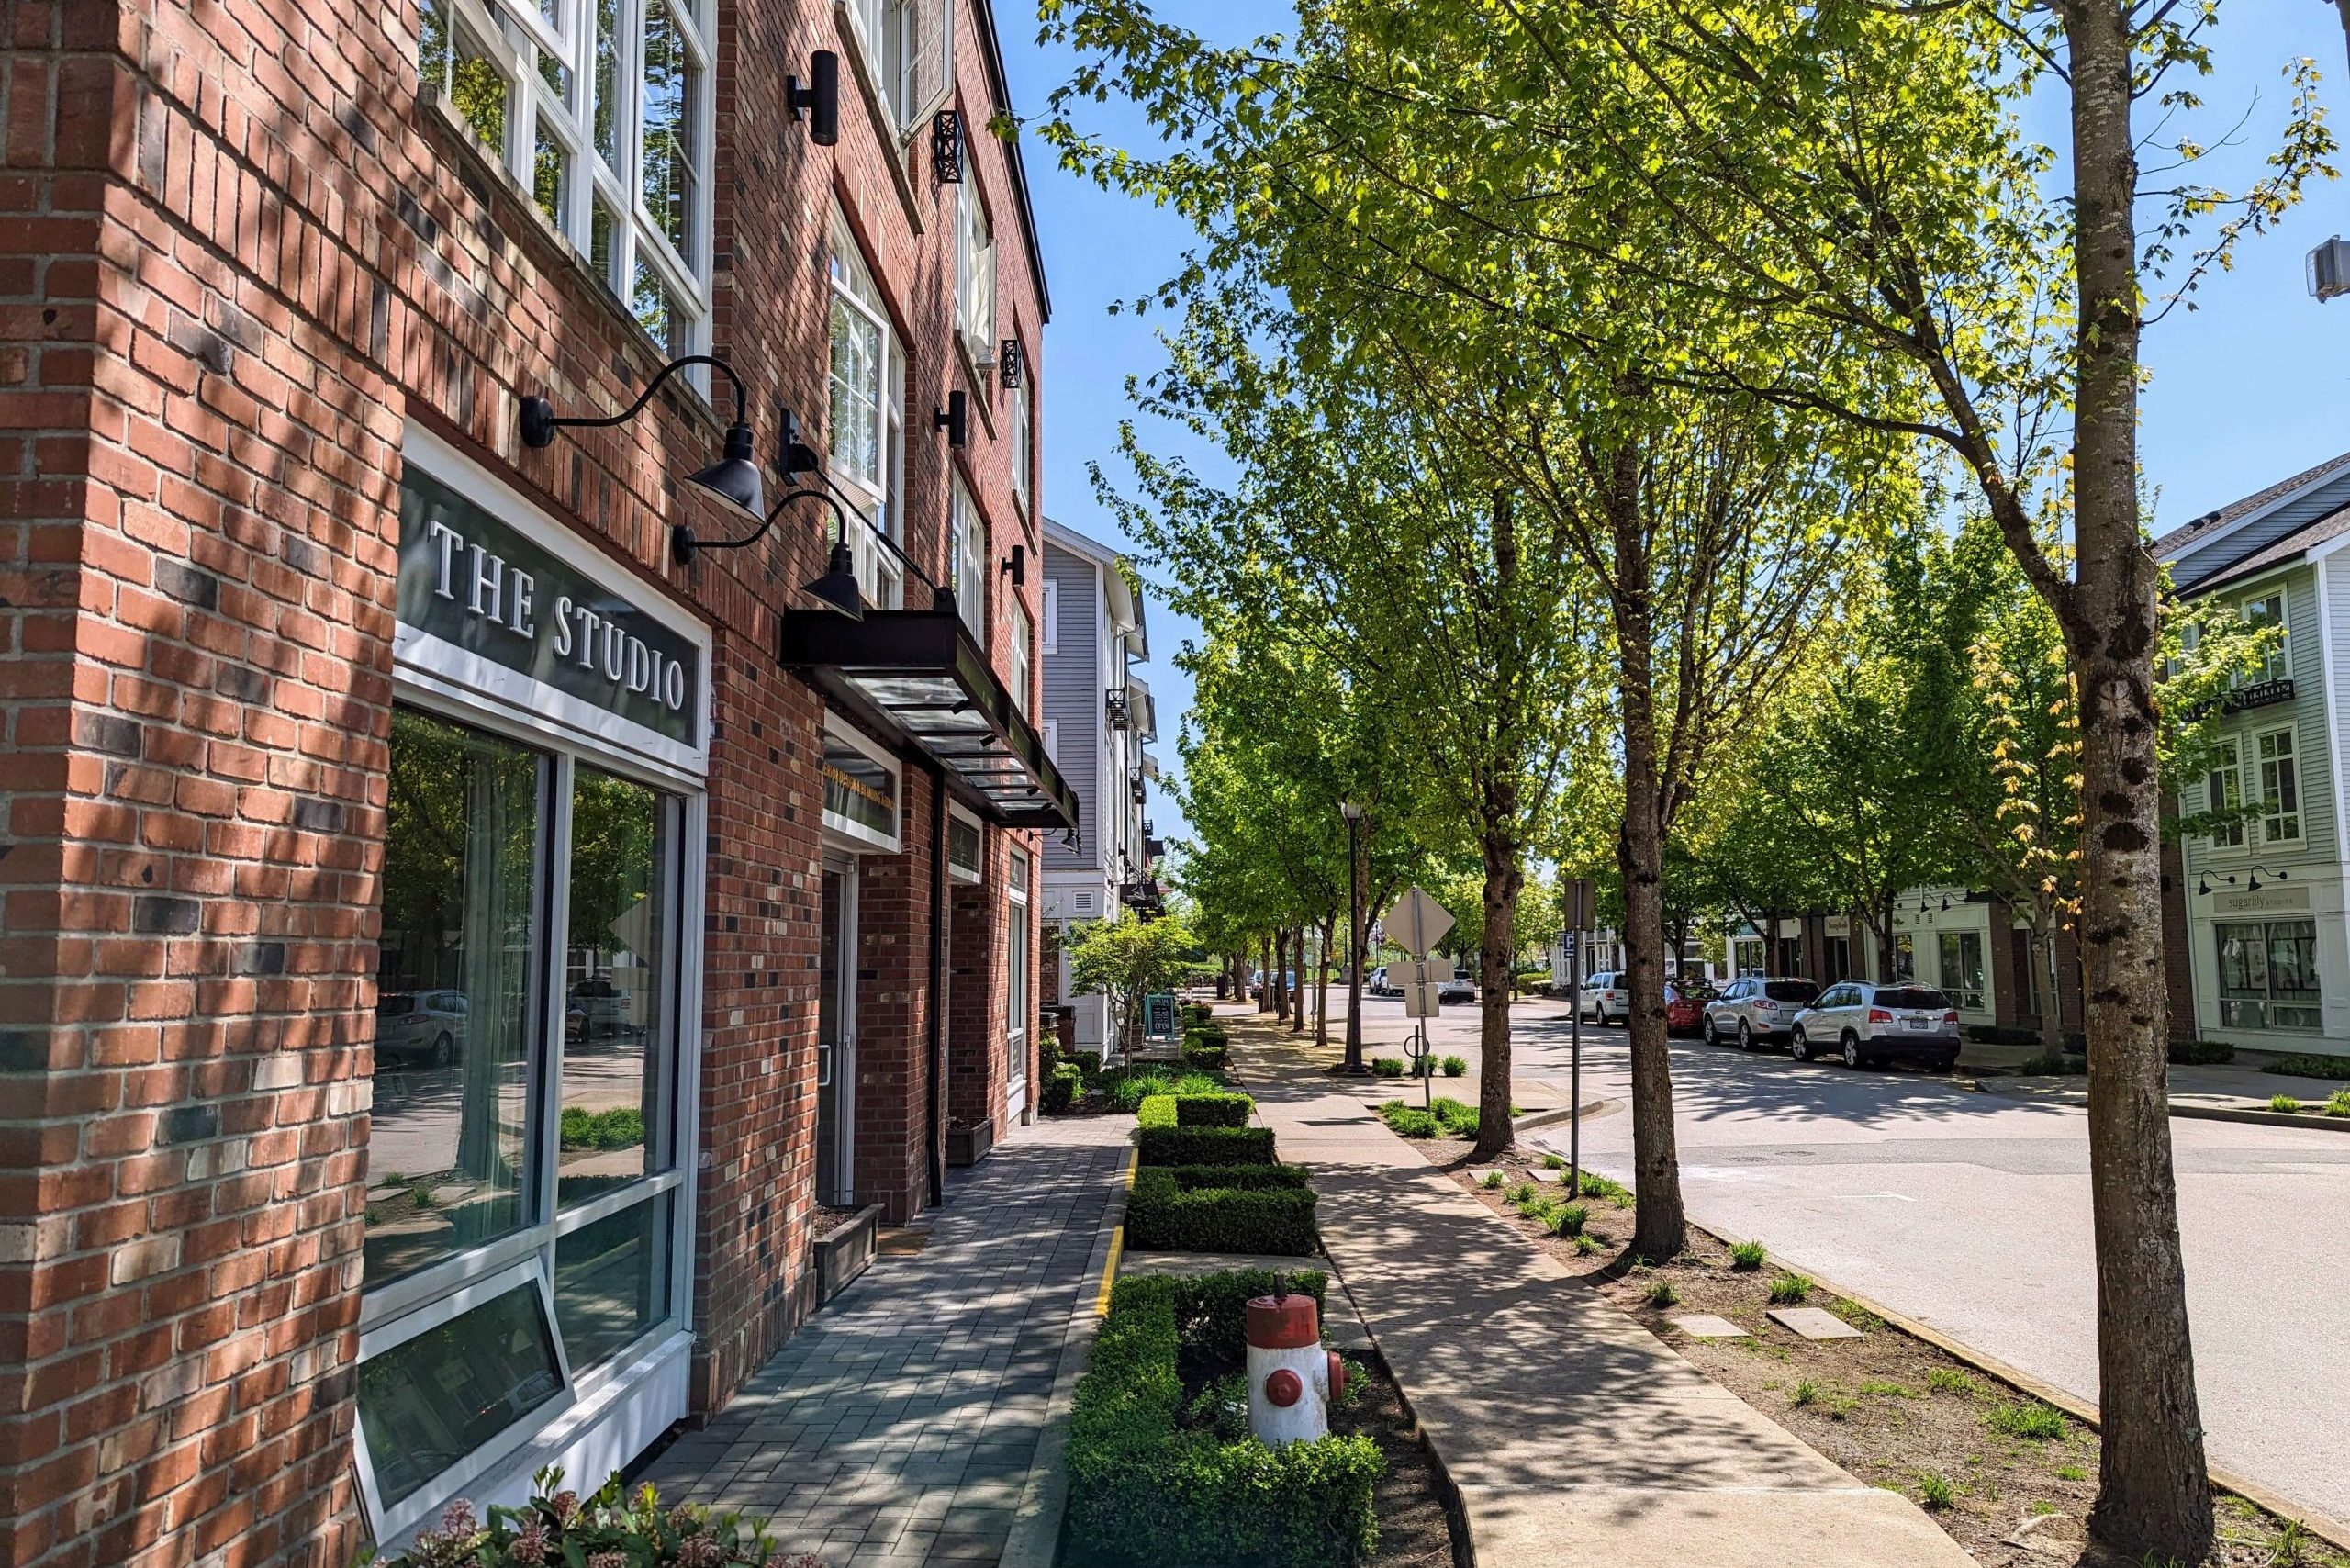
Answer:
top-left (1245, 1291), bottom-right (1345, 1447)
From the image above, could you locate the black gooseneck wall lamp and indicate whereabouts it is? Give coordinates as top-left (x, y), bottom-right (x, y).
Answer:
top-left (2247, 864), bottom-right (2291, 893)
top-left (521, 354), bottom-right (766, 523)
top-left (798, 475), bottom-right (958, 622)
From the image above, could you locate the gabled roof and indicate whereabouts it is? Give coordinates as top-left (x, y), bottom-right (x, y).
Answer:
top-left (1043, 515), bottom-right (1148, 652)
top-left (2154, 448), bottom-right (2350, 593)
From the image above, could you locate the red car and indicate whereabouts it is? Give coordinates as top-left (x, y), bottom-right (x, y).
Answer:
top-left (1663, 980), bottom-right (1718, 1036)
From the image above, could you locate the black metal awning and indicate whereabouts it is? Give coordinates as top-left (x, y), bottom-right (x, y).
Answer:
top-left (779, 608), bottom-right (1081, 837)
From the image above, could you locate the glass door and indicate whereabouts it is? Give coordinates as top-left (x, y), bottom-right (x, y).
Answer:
top-left (816, 863), bottom-right (857, 1205)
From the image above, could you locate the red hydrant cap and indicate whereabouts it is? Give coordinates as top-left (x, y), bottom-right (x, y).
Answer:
top-left (1247, 1294), bottom-right (1320, 1350)
top-left (1327, 1350), bottom-right (1346, 1404)
top-left (1265, 1368), bottom-right (1304, 1408)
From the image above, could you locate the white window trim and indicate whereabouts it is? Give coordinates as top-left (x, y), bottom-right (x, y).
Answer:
top-left (827, 210), bottom-right (908, 609)
top-left (955, 148), bottom-right (995, 351)
top-left (1042, 718), bottom-right (1059, 765)
top-left (418, 0), bottom-right (715, 375)
top-left (2208, 737), bottom-right (2245, 851)
top-left (2244, 589), bottom-right (2289, 682)
top-left (822, 710), bottom-right (906, 853)
top-left (1010, 601), bottom-right (1033, 718)
top-left (946, 801), bottom-right (985, 886)
top-left (2255, 723), bottom-right (2302, 845)
top-left (1041, 578), bottom-right (1058, 655)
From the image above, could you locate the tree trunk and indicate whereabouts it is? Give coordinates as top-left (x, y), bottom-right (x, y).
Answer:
top-left (1606, 437), bottom-right (1685, 1260)
top-left (1471, 824), bottom-right (1522, 1159)
top-left (1315, 918), bottom-right (1333, 1050)
top-left (1292, 926), bottom-right (1307, 1034)
top-left (1273, 930), bottom-right (1290, 1022)
top-left (2035, 922), bottom-right (2065, 1060)
top-left (2061, 6), bottom-right (2211, 1557)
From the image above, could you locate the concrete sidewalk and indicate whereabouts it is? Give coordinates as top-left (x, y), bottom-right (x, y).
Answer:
top-left (1232, 1034), bottom-right (1973, 1568)
top-left (1964, 1039), bottom-right (2350, 1126)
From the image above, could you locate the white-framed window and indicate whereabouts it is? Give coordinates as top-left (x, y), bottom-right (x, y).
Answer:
top-left (2208, 738), bottom-right (2245, 849)
top-left (844, 0), bottom-right (952, 137)
top-left (956, 155), bottom-right (994, 352)
top-left (416, 0), bottom-right (713, 367)
top-left (1043, 719), bottom-right (1059, 765)
top-left (827, 211), bottom-right (906, 609)
top-left (2256, 726), bottom-right (2300, 844)
top-left (1007, 850), bottom-right (1031, 1087)
top-left (950, 477), bottom-right (986, 639)
top-left (1011, 602), bottom-right (1033, 717)
top-left (2215, 918), bottom-right (2322, 1031)
top-left (2244, 591), bottom-right (2288, 681)
top-left (1009, 363), bottom-right (1032, 514)
top-left (1935, 930), bottom-right (1986, 1012)
top-left (1041, 578), bottom-right (1058, 654)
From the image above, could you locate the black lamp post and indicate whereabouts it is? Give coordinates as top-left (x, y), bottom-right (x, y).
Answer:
top-left (1339, 801), bottom-right (1368, 1074)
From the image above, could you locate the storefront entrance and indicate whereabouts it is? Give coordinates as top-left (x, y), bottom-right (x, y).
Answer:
top-left (816, 861), bottom-right (857, 1206)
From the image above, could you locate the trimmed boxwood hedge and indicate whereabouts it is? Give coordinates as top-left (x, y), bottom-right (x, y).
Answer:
top-left (1139, 1125), bottom-right (1277, 1167)
top-left (1066, 1272), bottom-right (1379, 1568)
top-left (1175, 1092), bottom-right (1253, 1128)
top-left (1181, 1036), bottom-right (1230, 1070)
top-left (1125, 1164), bottom-right (1317, 1255)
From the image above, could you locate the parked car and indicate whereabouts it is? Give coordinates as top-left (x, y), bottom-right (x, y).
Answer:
top-left (376, 989), bottom-right (467, 1068)
top-left (1438, 972), bottom-right (1475, 1003)
top-left (1702, 977), bottom-right (1822, 1049)
top-left (1576, 971), bottom-right (1628, 1025)
top-left (1366, 966), bottom-right (1394, 997)
top-left (1790, 982), bottom-right (1962, 1070)
top-left (1663, 980), bottom-right (1718, 1036)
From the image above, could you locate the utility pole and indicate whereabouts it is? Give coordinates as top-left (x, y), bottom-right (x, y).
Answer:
top-left (1339, 801), bottom-right (1368, 1073)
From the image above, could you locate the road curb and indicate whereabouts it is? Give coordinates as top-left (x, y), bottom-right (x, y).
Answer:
top-left (1691, 1220), bottom-right (2350, 1555)
top-left (1971, 1080), bottom-right (2350, 1133)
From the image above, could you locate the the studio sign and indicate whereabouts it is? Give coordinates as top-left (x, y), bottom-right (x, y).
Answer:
top-left (397, 467), bottom-right (702, 747)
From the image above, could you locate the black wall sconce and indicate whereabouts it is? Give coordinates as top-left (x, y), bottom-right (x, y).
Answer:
top-left (520, 353), bottom-right (763, 523)
top-left (1001, 543), bottom-right (1025, 587)
top-left (933, 109), bottom-right (963, 183)
top-left (2247, 864), bottom-right (2292, 892)
top-left (934, 388), bottom-right (967, 448)
top-left (800, 498), bottom-right (955, 621)
top-left (777, 404), bottom-right (820, 479)
top-left (998, 339), bottom-right (1023, 389)
top-left (789, 51), bottom-right (840, 146)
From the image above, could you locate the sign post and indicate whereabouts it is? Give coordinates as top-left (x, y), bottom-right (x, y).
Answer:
top-left (1561, 878), bottom-right (1595, 1198)
top-left (1382, 889), bottom-right (1457, 1112)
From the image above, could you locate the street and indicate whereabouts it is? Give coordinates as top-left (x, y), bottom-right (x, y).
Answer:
top-left (1308, 991), bottom-right (2350, 1532)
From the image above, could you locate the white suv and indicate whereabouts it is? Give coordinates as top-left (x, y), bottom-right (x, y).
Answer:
top-left (1790, 982), bottom-right (1962, 1071)
top-left (1577, 972), bottom-right (1628, 1025)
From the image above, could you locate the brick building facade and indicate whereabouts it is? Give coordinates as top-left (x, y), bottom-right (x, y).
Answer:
top-left (0, 0), bottom-right (1060, 1559)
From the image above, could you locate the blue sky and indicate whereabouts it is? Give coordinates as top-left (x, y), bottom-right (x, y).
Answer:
top-left (1000, 6), bottom-right (2350, 845)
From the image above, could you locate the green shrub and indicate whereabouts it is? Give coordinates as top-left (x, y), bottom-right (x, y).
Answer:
top-left (1165, 1269), bottom-right (1327, 1361)
top-left (1184, 1003), bottom-right (1214, 1029)
top-left (2017, 1053), bottom-right (2087, 1076)
top-left (1438, 1055), bottom-right (1467, 1077)
top-left (1140, 1125), bottom-right (1278, 1167)
top-left (1176, 1092), bottom-right (1256, 1129)
top-left (2263, 1053), bottom-right (2350, 1079)
top-left (1571, 1170), bottom-right (1629, 1201)
top-left (1174, 1070), bottom-right (1226, 1096)
top-left (1376, 1103), bottom-right (1439, 1139)
top-left (1730, 1240), bottom-right (1767, 1271)
top-left (1126, 1166), bottom-right (1318, 1255)
top-left (1572, 1233), bottom-right (1603, 1256)
top-left (2270, 1093), bottom-right (2302, 1114)
top-left (1427, 1097), bottom-right (1478, 1137)
top-left (1043, 1062), bottom-right (1084, 1114)
top-left (1768, 1272), bottom-right (1811, 1305)
top-left (2168, 1038), bottom-right (2235, 1066)
top-left (1138, 1094), bottom-right (1179, 1131)
top-left (1985, 1401), bottom-right (2069, 1441)
top-left (1182, 1037), bottom-right (1231, 1070)
top-left (1109, 1070), bottom-right (1178, 1112)
top-left (1550, 1203), bottom-right (1588, 1237)
top-left (1479, 1171), bottom-right (1505, 1190)
top-left (560, 1106), bottom-right (643, 1150)
top-left (1066, 1274), bottom-right (1380, 1568)
top-left (1916, 1472), bottom-right (1955, 1511)
top-left (1371, 1056), bottom-right (1405, 1079)
top-left (1644, 1278), bottom-right (1680, 1307)
top-left (2325, 1090), bottom-right (2350, 1118)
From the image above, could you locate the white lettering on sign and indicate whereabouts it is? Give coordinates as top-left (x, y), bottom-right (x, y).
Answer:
top-left (420, 517), bottom-right (687, 715)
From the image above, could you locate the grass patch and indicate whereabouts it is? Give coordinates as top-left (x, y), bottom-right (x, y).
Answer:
top-left (1376, 1103), bottom-right (1439, 1138)
top-left (1829, 1300), bottom-right (1886, 1333)
top-left (1371, 1056), bottom-right (1405, 1079)
top-left (1570, 1170), bottom-right (1628, 1200)
top-left (1550, 1203), bottom-right (1589, 1237)
top-left (1860, 1380), bottom-right (1915, 1398)
top-left (2272, 1093), bottom-right (2303, 1114)
top-left (1427, 1097), bottom-right (1480, 1137)
top-left (1542, 1154), bottom-right (1566, 1170)
top-left (1644, 1278), bottom-right (1680, 1308)
top-left (1572, 1233), bottom-right (1603, 1256)
top-left (1927, 1368), bottom-right (1984, 1397)
top-left (1729, 1240), bottom-right (1767, 1271)
top-left (1791, 1380), bottom-right (1821, 1408)
top-left (1767, 1272), bottom-right (1811, 1305)
top-left (1916, 1472), bottom-right (1955, 1512)
top-left (1985, 1400), bottom-right (2070, 1441)
top-left (2055, 1464), bottom-right (2087, 1482)
top-left (1479, 1171), bottom-right (1505, 1190)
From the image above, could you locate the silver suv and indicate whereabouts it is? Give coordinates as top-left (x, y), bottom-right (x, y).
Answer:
top-left (1577, 971), bottom-right (1627, 1025)
top-left (1702, 977), bottom-right (1821, 1049)
top-left (1790, 982), bottom-right (1962, 1071)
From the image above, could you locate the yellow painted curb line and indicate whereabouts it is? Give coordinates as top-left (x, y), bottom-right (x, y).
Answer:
top-left (1094, 1147), bottom-right (1136, 1318)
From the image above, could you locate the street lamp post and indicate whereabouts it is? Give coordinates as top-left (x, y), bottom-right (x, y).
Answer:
top-left (1340, 801), bottom-right (1367, 1074)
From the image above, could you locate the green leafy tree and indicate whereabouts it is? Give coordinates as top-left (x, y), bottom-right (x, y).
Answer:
top-left (1066, 912), bottom-right (1203, 1056)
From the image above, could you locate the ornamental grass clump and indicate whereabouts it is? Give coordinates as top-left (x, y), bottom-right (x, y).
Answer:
top-left (372, 1469), bottom-right (783, 1567)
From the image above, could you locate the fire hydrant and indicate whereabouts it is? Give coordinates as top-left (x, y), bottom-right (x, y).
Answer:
top-left (1245, 1282), bottom-right (1345, 1447)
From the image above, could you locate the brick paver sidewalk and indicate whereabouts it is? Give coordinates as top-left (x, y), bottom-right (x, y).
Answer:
top-left (644, 1116), bottom-right (1130, 1568)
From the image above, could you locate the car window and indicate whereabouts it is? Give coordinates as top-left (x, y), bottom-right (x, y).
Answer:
top-left (378, 994), bottom-right (415, 1017)
top-left (1765, 980), bottom-right (1822, 1005)
top-left (1680, 984), bottom-right (1716, 1002)
top-left (1875, 987), bottom-right (1951, 1011)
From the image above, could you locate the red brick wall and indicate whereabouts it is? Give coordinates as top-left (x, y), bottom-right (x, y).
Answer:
top-left (0, 0), bottom-right (1051, 1560)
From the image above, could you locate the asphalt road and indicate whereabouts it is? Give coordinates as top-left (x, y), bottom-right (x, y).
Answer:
top-left (1316, 991), bottom-right (2350, 1532)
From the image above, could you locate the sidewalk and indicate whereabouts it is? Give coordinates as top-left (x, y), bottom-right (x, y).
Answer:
top-left (1964, 1040), bottom-right (2350, 1126)
top-left (643, 1115), bottom-right (1130, 1568)
top-left (1231, 1030), bottom-right (1973, 1568)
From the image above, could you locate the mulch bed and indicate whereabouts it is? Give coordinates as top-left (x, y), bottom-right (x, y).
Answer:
top-left (1409, 1140), bottom-right (2339, 1568)
top-left (1338, 1348), bottom-right (1464, 1568)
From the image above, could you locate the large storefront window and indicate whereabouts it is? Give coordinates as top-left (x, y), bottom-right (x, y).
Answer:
top-left (2216, 919), bottom-right (2322, 1031)
top-left (363, 434), bottom-right (707, 1545)
top-left (1936, 931), bottom-right (1985, 1011)
top-left (371, 709), bottom-right (544, 1282)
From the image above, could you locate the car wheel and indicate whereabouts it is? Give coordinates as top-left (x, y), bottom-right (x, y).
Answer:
top-left (1934, 1051), bottom-right (1959, 1074)
top-left (1703, 1015), bottom-right (1718, 1046)
top-left (1789, 1028), bottom-right (1810, 1062)
top-left (431, 1031), bottom-right (454, 1069)
top-left (1737, 1019), bottom-right (1755, 1053)
top-left (1841, 1033), bottom-right (1863, 1070)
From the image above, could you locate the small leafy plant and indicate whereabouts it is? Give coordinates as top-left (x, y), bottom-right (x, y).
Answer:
top-left (1572, 1233), bottom-right (1603, 1256)
top-left (1644, 1278), bottom-right (1680, 1308)
top-left (1542, 1154), bottom-right (1566, 1170)
top-left (1927, 1368), bottom-right (1983, 1397)
top-left (368, 1468), bottom-right (781, 1567)
top-left (1371, 1056), bottom-right (1405, 1080)
top-left (1767, 1272), bottom-right (1811, 1305)
top-left (1916, 1472), bottom-right (1954, 1511)
top-left (1790, 1380), bottom-right (1821, 1408)
top-left (2324, 1090), bottom-right (2350, 1118)
top-left (1985, 1400), bottom-right (2069, 1441)
top-left (1480, 1170), bottom-right (1505, 1190)
top-left (1550, 1203), bottom-right (1588, 1238)
top-left (2271, 1093), bottom-right (2303, 1114)
top-left (2055, 1465), bottom-right (2087, 1482)
top-left (1439, 1055), bottom-right (1467, 1077)
top-left (1729, 1240), bottom-right (1766, 1271)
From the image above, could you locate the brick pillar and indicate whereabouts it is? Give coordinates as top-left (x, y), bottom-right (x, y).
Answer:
top-left (850, 769), bottom-right (936, 1225)
top-left (946, 842), bottom-right (1005, 1138)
